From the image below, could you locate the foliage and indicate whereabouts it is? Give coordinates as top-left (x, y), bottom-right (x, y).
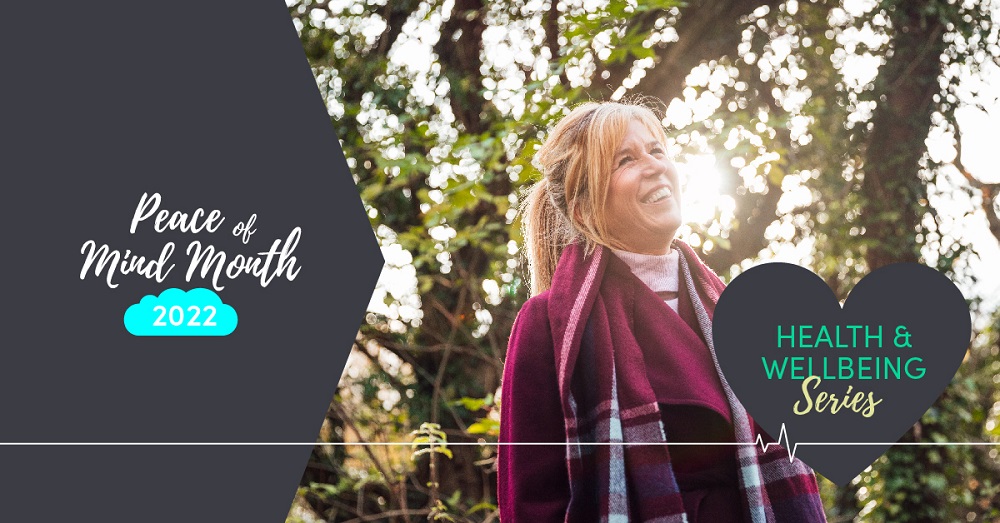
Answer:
top-left (287, 0), bottom-right (1000, 521)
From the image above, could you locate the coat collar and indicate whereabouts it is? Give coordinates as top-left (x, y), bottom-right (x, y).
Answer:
top-left (545, 240), bottom-right (722, 396)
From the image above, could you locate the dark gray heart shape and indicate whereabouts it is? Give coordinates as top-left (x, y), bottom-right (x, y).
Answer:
top-left (712, 263), bottom-right (970, 485)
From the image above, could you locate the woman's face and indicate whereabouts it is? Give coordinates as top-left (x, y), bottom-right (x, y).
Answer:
top-left (604, 119), bottom-right (682, 255)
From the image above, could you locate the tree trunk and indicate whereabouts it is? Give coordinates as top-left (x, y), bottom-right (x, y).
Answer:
top-left (860, 3), bottom-right (947, 521)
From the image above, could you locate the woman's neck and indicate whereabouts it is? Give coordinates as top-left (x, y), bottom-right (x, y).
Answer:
top-left (610, 247), bottom-right (680, 311)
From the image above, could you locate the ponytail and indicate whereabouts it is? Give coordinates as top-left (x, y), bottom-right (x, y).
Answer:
top-left (523, 178), bottom-right (576, 295)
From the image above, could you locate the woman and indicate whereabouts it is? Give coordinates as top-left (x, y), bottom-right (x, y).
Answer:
top-left (498, 102), bottom-right (826, 522)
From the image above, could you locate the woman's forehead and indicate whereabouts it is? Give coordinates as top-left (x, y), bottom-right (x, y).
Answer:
top-left (616, 119), bottom-right (663, 148)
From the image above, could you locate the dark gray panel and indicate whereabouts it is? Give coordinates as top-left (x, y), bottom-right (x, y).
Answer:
top-left (0, 1), bottom-right (381, 520)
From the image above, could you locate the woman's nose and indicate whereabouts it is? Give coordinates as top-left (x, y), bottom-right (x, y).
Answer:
top-left (640, 154), bottom-right (667, 178)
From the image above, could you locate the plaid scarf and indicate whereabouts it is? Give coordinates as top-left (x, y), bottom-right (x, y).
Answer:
top-left (548, 241), bottom-right (824, 522)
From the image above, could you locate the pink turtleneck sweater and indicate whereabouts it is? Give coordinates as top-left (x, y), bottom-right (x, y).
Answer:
top-left (611, 248), bottom-right (681, 312)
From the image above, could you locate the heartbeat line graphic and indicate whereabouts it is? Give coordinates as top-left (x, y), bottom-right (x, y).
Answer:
top-left (755, 423), bottom-right (798, 460)
top-left (751, 423), bottom-right (1000, 462)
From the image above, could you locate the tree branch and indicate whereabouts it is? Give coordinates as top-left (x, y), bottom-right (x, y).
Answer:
top-left (544, 0), bottom-right (569, 87)
top-left (953, 122), bottom-right (1000, 243)
top-left (590, 0), bottom-right (781, 102)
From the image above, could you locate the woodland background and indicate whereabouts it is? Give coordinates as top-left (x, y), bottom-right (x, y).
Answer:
top-left (284, 0), bottom-right (1000, 521)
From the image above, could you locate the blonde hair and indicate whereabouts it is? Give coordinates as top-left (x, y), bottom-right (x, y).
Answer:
top-left (523, 101), bottom-right (669, 295)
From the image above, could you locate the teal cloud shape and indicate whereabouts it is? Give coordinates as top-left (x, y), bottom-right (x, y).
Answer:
top-left (124, 288), bottom-right (238, 336)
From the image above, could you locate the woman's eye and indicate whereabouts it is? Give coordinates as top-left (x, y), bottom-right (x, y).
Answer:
top-left (617, 156), bottom-right (633, 167)
top-left (650, 146), bottom-right (665, 155)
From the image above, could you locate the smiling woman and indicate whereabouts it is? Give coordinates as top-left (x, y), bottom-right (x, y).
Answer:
top-left (605, 119), bottom-right (683, 256)
top-left (498, 101), bottom-right (827, 522)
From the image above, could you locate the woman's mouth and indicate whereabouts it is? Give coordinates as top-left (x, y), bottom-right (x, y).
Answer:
top-left (642, 186), bottom-right (673, 204)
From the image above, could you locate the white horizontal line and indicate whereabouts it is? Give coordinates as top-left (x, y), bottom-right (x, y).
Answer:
top-left (0, 441), bottom-right (995, 446)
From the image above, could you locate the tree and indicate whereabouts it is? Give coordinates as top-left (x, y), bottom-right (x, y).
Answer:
top-left (286, 0), bottom-right (1000, 521)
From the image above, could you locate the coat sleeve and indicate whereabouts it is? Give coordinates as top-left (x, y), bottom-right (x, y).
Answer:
top-left (498, 294), bottom-right (571, 522)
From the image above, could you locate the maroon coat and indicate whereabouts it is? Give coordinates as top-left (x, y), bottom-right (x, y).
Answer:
top-left (498, 246), bottom-right (824, 522)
